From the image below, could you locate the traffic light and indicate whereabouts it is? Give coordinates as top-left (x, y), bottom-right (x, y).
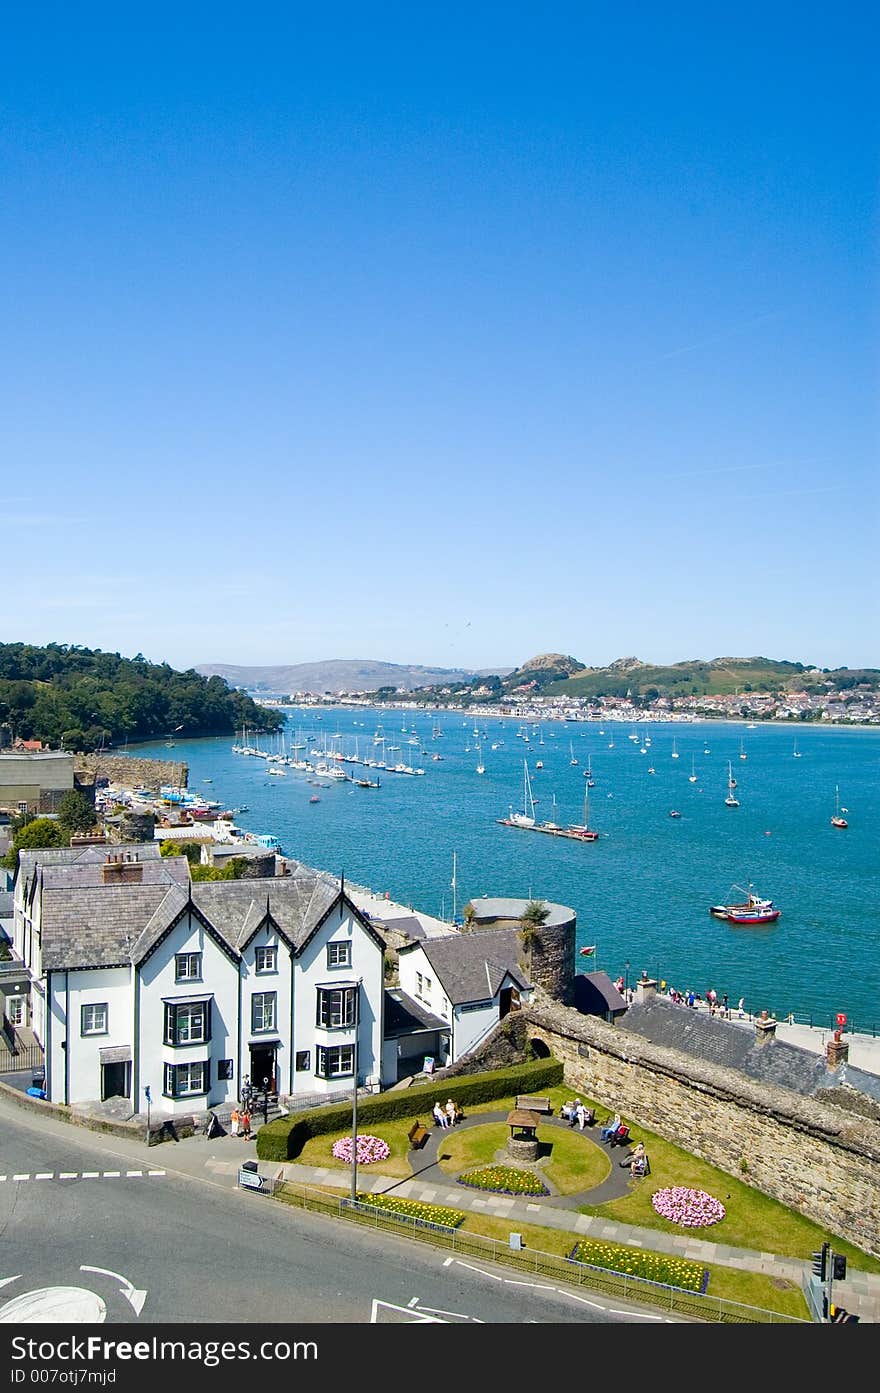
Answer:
top-left (832, 1254), bottom-right (847, 1281)
top-left (811, 1242), bottom-right (829, 1280)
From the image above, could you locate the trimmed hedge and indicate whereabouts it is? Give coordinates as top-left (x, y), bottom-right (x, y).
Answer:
top-left (256, 1057), bottom-right (564, 1161)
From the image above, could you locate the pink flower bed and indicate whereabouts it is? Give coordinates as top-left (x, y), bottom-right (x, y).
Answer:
top-left (651, 1187), bottom-right (725, 1228)
top-left (331, 1134), bottom-right (391, 1165)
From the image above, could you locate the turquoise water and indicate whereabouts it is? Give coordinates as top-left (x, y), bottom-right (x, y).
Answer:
top-left (132, 712), bottom-right (880, 1029)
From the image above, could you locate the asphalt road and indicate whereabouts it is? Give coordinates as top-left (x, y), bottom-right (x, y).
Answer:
top-left (0, 1103), bottom-right (670, 1328)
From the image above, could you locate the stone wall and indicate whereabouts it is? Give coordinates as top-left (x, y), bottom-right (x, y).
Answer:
top-left (521, 998), bottom-right (880, 1256)
top-left (75, 754), bottom-right (189, 791)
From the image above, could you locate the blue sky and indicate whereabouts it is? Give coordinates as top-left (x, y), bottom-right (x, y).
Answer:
top-left (2, 4), bottom-right (876, 672)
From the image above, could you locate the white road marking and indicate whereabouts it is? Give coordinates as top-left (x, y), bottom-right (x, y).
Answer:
top-left (81, 1172), bottom-right (100, 1178)
top-left (0, 1286), bottom-right (107, 1324)
top-left (102, 1171), bottom-right (120, 1177)
top-left (446, 1258), bottom-right (674, 1321)
top-left (148, 1170), bottom-right (165, 1176)
top-left (80, 1266), bottom-right (148, 1317)
top-left (12, 1175), bottom-right (29, 1182)
top-left (34, 1173), bottom-right (53, 1180)
top-left (407, 1296), bottom-right (419, 1307)
top-left (59, 1172), bottom-right (78, 1179)
top-left (126, 1170), bottom-right (143, 1177)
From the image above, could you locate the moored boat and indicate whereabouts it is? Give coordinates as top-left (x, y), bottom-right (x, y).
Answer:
top-left (710, 885), bottom-right (780, 924)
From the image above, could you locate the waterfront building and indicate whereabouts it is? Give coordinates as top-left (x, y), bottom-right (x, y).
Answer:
top-left (0, 749), bottom-right (77, 816)
top-left (10, 843), bottom-right (386, 1114)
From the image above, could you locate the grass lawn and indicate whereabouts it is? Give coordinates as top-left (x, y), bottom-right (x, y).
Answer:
top-left (435, 1121), bottom-right (609, 1194)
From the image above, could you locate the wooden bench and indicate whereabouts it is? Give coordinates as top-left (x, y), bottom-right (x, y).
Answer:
top-left (516, 1095), bottom-right (552, 1114)
top-left (408, 1120), bottom-right (430, 1150)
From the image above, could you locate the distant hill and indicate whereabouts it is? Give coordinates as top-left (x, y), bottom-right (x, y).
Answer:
top-left (195, 658), bottom-right (511, 695)
top-left (386, 653), bottom-right (880, 704)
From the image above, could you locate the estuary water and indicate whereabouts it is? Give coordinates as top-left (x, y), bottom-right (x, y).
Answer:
top-left (131, 711), bottom-right (880, 1030)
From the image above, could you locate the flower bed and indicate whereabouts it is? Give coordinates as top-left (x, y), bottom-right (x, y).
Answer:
top-left (331, 1134), bottom-right (391, 1165)
top-left (352, 1193), bottom-right (464, 1228)
top-left (457, 1165), bottom-right (549, 1196)
top-left (569, 1239), bottom-right (709, 1293)
top-left (651, 1186), bottom-right (726, 1228)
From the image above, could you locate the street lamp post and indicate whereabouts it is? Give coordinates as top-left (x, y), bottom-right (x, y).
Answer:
top-left (350, 978), bottom-right (363, 1204)
top-left (625, 960), bottom-right (631, 997)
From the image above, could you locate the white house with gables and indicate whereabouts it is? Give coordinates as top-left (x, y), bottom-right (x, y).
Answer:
top-left (395, 928), bottom-right (533, 1066)
top-left (11, 843), bottom-right (385, 1115)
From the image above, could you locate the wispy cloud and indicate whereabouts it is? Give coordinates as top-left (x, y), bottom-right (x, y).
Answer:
top-left (654, 310), bottom-right (784, 364)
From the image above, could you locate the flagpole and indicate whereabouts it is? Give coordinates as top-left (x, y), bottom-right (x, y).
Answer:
top-left (451, 851), bottom-right (457, 924)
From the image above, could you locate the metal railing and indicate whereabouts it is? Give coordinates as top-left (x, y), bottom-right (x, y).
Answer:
top-left (267, 1179), bottom-right (807, 1324)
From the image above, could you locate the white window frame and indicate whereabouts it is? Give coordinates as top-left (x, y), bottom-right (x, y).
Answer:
top-left (175, 952), bottom-right (203, 983)
top-left (164, 1061), bottom-right (207, 1097)
top-left (316, 1044), bottom-right (354, 1078)
top-left (255, 946), bottom-right (277, 975)
top-left (81, 1003), bottom-right (108, 1036)
top-left (176, 1004), bottom-right (206, 1044)
top-left (252, 992), bottom-right (277, 1034)
top-left (7, 997), bottom-right (25, 1028)
top-left (317, 986), bottom-right (356, 1029)
top-left (326, 941), bottom-right (351, 968)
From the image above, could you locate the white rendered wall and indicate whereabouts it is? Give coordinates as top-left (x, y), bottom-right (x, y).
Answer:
top-left (292, 904), bottom-right (384, 1095)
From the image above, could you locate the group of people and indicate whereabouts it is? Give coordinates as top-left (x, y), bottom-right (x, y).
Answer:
top-left (665, 985), bottom-right (745, 1018)
top-left (623, 1141), bottom-right (648, 1176)
top-left (229, 1105), bottom-right (252, 1139)
top-left (433, 1098), bottom-right (462, 1129)
top-left (561, 1098), bottom-right (594, 1129)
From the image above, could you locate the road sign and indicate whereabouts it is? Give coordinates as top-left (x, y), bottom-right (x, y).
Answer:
top-left (238, 1163), bottom-right (266, 1192)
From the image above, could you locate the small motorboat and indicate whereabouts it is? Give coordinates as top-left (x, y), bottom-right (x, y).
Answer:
top-left (309, 795), bottom-right (320, 803)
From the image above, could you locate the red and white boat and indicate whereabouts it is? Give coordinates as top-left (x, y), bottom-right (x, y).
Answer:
top-left (710, 885), bottom-right (780, 925)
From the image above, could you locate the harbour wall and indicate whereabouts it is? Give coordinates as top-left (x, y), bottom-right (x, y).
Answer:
top-left (74, 754), bottom-right (189, 791)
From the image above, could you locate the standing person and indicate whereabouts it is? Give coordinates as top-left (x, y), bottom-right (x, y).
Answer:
top-left (576, 1101), bottom-right (588, 1131)
top-left (721, 993), bottom-right (729, 1019)
top-left (230, 1106), bottom-right (240, 1138)
top-left (240, 1106), bottom-right (252, 1141)
top-left (737, 997), bottom-right (746, 1019)
top-left (707, 988), bottom-right (717, 1015)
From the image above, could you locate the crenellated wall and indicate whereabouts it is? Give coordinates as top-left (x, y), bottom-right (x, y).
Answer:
top-left (520, 999), bottom-right (880, 1256)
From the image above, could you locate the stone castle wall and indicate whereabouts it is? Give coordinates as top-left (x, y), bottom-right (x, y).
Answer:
top-left (521, 999), bottom-right (880, 1256)
top-left (75, 754), bottom-right (189, 791)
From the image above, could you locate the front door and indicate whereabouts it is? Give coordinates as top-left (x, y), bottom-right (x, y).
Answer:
top-left (249, 1045), bottom-right (277, 1095)
top-left (101, 1061), bottom-right (130, 1101)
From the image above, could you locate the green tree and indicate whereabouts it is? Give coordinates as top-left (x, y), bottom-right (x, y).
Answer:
top-left (57, 790), bottom-right (96, 838)
top-left (518, 899), bottom-right (549, 981)
top-left (2, 816), bottom-right (66, 872)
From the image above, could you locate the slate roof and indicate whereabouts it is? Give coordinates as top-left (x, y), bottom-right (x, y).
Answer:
top-left (574, 970), bottom-right (628, 1015)
top-left (42, 884), bottom-right (174, 969)
top-left (40, 859), bottom-right (190, 891)
top-left (619, 998), bottom-right (880, 1105)
top-left (407, 928), bottom-right (529, 1005)
top-left (384, 988), bottom-right (448, 1037)
top-left (372, 914), bottom-right (427, 941)
top-left (190, 873), bottom-right (342, 953)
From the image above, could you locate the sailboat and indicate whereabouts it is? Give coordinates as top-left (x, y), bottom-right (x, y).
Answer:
top-left (739, 738), bottom-right (747, 760)
top-left (725, 761), bottom-right (739, 807)
top-left (689, 756), bottom-right (698, 783)
top-left (671, 738), bottom-right (679, 759)
top-left (585, 754), bottom-right (595, 787)
top-left (498, 761), bottom-right (537, 829)
top-left (569, 740), bottom-right (578, 766)
top-left (793, 738), bottom-right (802, 758)
top-left (476, 742), bottom-right (485, 776)
top-left (565, 784), bottom-right (599, 841)
top-left (831, 786), bottom-right (848, 829)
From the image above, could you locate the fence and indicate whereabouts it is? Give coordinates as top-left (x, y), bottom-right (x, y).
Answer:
top-left (266, 1178), bottom-right (807, 1324)
top-left (0, 1023), bottom-right (44, 1077)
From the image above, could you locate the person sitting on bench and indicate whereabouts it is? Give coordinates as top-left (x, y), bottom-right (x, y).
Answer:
top-left (600, 1113), bottom-right (621, 1142)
